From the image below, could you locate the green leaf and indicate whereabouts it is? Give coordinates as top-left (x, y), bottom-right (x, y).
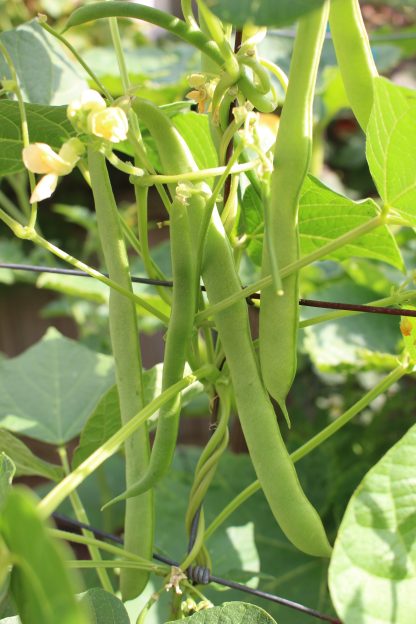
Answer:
top-left (0, 100), bottom-right (75, 176)
top-left (366, 77), bottom-right (416, 225)
top-left (242, 176), bottom-right (404, 270)
top-left (0, 455), bottom-right (15, 510)
top-left (0, 20), bottom-right (87, 104)
top-left (78, 588), bottom-right (129, 624)
top-left (0, 430), bottom-right (62, 481)
top-left (328, 423), bottom-right (416, 624)
top-left (301, 279), bottom-right (400, 372)
top-left (205, 0), bottom-right (326, 27)
top-left (167, 602), bottom-right (277, 623)
top-left (299, 177), bottom-right (404, 270)
top-left (0, 328), bottom-right (114, 445)
top-left (0, 488), bottom-right (87, 624)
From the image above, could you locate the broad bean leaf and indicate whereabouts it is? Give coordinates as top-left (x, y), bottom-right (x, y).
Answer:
top-left (0, 20), bottom-right (87, 105)
top-left (0, 328), bottom-right (114, 445)
top-left (166, 602), bottom-right (277, 623)
top-left (78, 588), bottom-right (129, 624)
top-left (0, 430), bottom-right (62, 481)
top-left (0, 488), bottom-right (87, 624)
top-left (205, 0), bottom-right (326, 27)
top-left (328, 423), bottom-right (416, 623)
top-left (242, 176), bottom-right (403, 270)
top-left (367, 78), bottom-right (416, 225)
top-left (0, 100), bottom-right (74, 176)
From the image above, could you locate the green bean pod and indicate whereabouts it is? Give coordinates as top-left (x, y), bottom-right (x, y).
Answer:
top-left (64, 1), bottom-right (223, 67)
top-left (133, 102), bottom-right (331, 557)
top-left (102, 122), bottom-right (197, 504)
top-left (259, 4), bottom-right (329, 423)
top-left (88, 148), bottom-right (153, 599)
top-left (329, 0), bottom-right (378, 130)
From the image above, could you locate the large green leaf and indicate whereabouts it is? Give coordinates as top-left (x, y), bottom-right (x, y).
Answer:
top-left (0, 488), bottom-right (87, 624)
top-left (0, 100), bottom-right (74, 176)
top-left (172, 113), bottom-right (218, 171)
top-left (78, 588), bottom-right (129, 624)
top-left (205, 0), bottom-right (326, 27)
top-left (366, 78), bottom-right (416, 225)
top-left (0, 328), bottom-right (114, 445)
top-left (0, 430), bottom-right (62, 481)
top-left (166, 602), bottom-right (277, 623)
top-left (242, 176), bottom-right (403, 270)
top-left (0, 20), bottom-right (87, 104)
top-left (328, 423), bottom-right (416, 623)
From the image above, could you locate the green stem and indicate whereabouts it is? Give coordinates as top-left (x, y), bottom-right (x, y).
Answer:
top-left (67, 560), bottom-right (158, 571)
top-left (137, 160), bottom-right (258, 187)
top-left (0, 189), bottom-right (24, 223)
top-left (50, 528), bottom-right (165, 569)
top-left (196, 214), bottom-right (384, 323)
top-left (38, 365), bottom-right (215, 518)
top-left (7, 174), bottom-right (31, 218)
top-left (0, 41), bottom-right (38, 228)
top-left (57, 447), bottom-right (113, 592)
top-left (88, 146), bottom-right (152, 599)
top-left (108, 16), bottom-right (130, 92)
top-left (204, 364), bottom-right (407, 542)
top-left (39, 19), bottom-right (112, 100)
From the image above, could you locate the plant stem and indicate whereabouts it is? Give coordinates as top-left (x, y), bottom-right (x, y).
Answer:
top-left (57, 447), bottom-right (113, 592)
top-left (196, 214), bottom-right (384, 323)
top-left (137, 160), bottom-right (258, 186)
top-left (38, 366), bottom-right (215, 519)
top-left (87, 146), bottom-right (152, 599)
top-left (204, 363), bottom-right (407, 541)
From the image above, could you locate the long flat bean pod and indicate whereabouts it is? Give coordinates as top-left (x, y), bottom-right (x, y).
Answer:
top-left (135, 103), bottom-right (331, 557)
top-left (329, 0), bottom-right (378, 130)
top-left (103, 110), bottom-right (197, 504)
top-left (88, 148), bottom-right (153, 600)
top-left (259, 4), bottom-right (329, 423)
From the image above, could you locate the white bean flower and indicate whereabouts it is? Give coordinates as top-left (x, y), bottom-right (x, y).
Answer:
top-left (22, 137), bottom-right (84, 203)
top-left (67, 89), bottom-right (128, 143)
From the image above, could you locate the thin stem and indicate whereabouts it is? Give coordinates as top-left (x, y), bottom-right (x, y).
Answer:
top-left (39, 19), bottom-right (112, 100)
top-left (204, 364), bottom-right (408, 542)
top-left (0, 40), bottom-right (38, 228)
top-left (67, 560), bottom-right (158, 571)
top-left (7, 174), bottom-right (31, 218)
top-left (58, 447), bottom-right (113, 592)
top-left (259, 57), bottom-right (288, 93)
top-left (0, 189), bottom-right (24, 223)
top-left (137, 160), bottom-right (258, 187)
top-left (38, 365), bottom-right (215, 518)
top-left (196, 214), bottom-right (384, 323)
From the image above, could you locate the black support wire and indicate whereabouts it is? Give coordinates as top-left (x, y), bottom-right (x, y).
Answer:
top-left (52, 514), bottom-right (341, 624)
top-left (1, 261), bottom-right (416, 318)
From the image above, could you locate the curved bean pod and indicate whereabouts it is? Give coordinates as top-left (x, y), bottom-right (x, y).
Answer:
top-left (259, 4), bottom-right (329, 423)
top-left (133, 102), bottom-right (331, 557)
top-left (64, 1), bottom-right (223, 67)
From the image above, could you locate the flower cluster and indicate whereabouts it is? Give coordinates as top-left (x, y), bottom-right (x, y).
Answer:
top-left (67, 89), bottom-right (128, 143)
top-left (22, 89), bottom-right (129, 203)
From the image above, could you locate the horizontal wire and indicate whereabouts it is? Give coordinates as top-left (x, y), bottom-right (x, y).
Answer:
top-left (52, 513), bottom-right (341, 623)
top-left (1, 261), bottom-right (415, 318)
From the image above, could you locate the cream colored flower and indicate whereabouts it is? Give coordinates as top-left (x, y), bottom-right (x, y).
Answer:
top-left (67, 89), bottom-right (106, 122)
top-left (22, 138), bottom-right (84, 203)
top-left (88, 107), bottom-right (129, 143)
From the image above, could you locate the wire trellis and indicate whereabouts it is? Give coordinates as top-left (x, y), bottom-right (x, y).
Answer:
top-left (1, 262), bottom-right (416, 318)
top-left (52, 514), bottom-right (341, 624)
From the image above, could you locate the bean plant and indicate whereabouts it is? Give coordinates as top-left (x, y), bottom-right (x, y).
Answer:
top-left (0, 1), bottom-right (416, 622)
